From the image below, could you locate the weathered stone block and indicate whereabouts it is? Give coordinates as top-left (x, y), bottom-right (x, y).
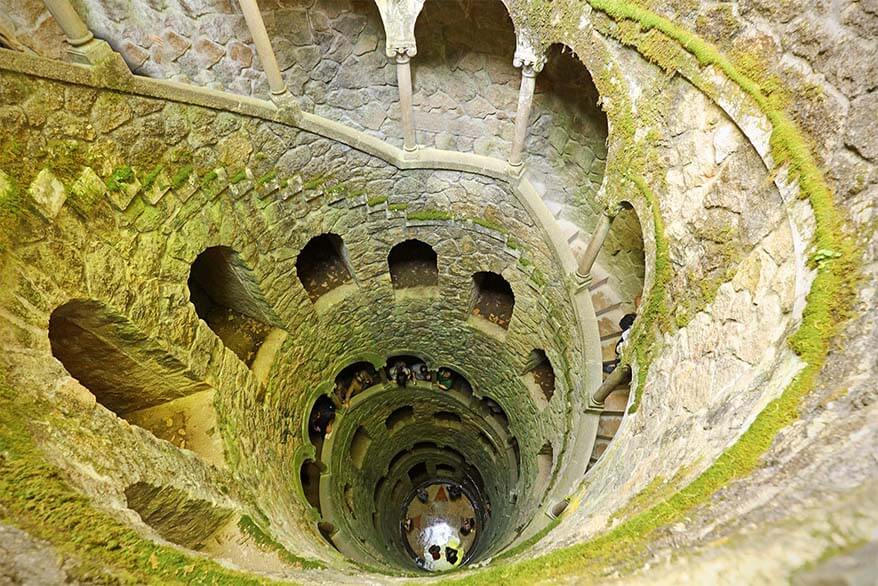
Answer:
top-left (70, 167), bottom-right (109, 213)
top-left (27, 169), bottom-right (66, 219)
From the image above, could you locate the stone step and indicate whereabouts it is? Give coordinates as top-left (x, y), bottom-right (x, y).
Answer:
top-left (588, 275), bottom-right (609, 292)
top-left (556, 219), bottom-right (581, 244)
top-left (543, 199), bottom-right (564, 219)
top-left (595, 300), bottom-right (624, 317)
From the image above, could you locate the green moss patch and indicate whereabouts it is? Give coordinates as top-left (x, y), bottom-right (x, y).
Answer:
top-left (407, 209), bottom-right (453, 222)
top-left (0, 374), bottom-right (280, 585)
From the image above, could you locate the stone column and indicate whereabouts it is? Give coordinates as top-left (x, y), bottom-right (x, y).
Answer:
top-left (575, 210), bottom-right (615, 285)
top-left (42, 0), bottom-right (93, 46)
top-left (238, 0), bottom-right (287, 95)
top-left (392, 47), bottom-right (418, 152)
top-left (42, 0), bottom-right (122, 66)
top-left (509, 56), bottom-right (545, 169)
top-left (592, 364), bottom-right (630, 405)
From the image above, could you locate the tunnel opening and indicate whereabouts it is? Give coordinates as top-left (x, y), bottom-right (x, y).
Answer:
top-left (48, 300), bottom-right (224, 465)
top-left (188, 246), bottom-right (279, 367)
top-left (470, 271), bottom-right (514, 330)
top-left (388, 238), bottom-right (439, 289)
top-left (296, 233), bottom-right (355, 303)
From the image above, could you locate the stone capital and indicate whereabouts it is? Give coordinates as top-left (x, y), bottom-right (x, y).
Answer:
top-left (387, 44), bottom-right (417, 61)
top-left (513, 55), bottom-right (545, 76)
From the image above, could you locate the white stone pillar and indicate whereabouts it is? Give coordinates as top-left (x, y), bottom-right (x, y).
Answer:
top-left (576, 211), bottom-right (615, 284)
top-left (392, 47), bottom-right (417, 152)
top-left (42, 0), bottom-right (93, 46)
top-left (509, 62), bottom-right (540, 168)
top-left (238, 0), bottom-right (287, 95)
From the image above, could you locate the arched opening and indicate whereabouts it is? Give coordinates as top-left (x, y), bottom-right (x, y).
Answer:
top-left (470, 271), bottom-right (514, 330)
top-left (188, 246), bottom-right (280, 367)
top-left (588, 202), bottom-right (644, 470)
top-left (317, 522), bottom-right (337, 548)
top-left (125, 482), bottom-right (233, 551)
top-left (350, 426), bottom-right (372, 470)
top-left (386, 406), bottom-right (415, 432)
top-left (374, 476), bottom-right (387, 504)
top-left (385, 354), bottom-right (431, 386)
top-left (388, 239), bottom-right (439, 289)
top-left (296, 233), bottom-right (354, 303)
top-left (308, 395), bottom-right (337, 456)
top-left (344, 483), bottom-right (355, 517)
top-left (480, 395), bottom-right (509, 429)
top-left (509, 437), bottom-right (521, 476)
top-left (300, 459), bottom-right (322, 511)
top-left (523, 349), bottom-right (556, 408)
top-left (48, 300), bottom-right (224, 466)
top-left (433, 411), bottom-right (462, 425)
top-left (536, 442), bottom-right (554, 492)
top-left (412, 0), bottom-right (518, 156)
top-left (408, 462), bottom-right (428, 482)
top-left (334, 361), bottom-right (380, 407)
top-left (530, 43), bottom-right (609, 219)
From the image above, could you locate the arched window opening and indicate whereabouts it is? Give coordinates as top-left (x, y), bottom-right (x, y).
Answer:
top-left (374, 476), bottom-right (387, 504)
top-left (413, 0), bottom-right (518, 156)
top-left (188, 246), bottom-right (280, 367)
top-left (308, 395), bottom-right (336, 456)
top-left (470, 271), bottom-right (514, 330)
top-left (436, 463), bottom-right (456, 475)
top-left (334, 361), bottom-right (380, 407)
top-left (350, 426), bottom-right (371, 470)
top-left (408, 462), bottom-right (428, 482)
top-left (300, 459), bottom-right (322, 511)
top-left (296, 233), bottom-right (354, 303)
top-left (317, 522), bottom-right (337, 549)
top-left (433, 411), bottom-right (462, 425)
top-left (125, 482), bottom-right (233, 551)
top-left (479, 432), bottom-right (498, 458)
top-left (384, 354), bottom-right (431, 386)
top-left (533, 43), bottom-right (608, 196)
top-left (536, 442), bottom-right (554, 490)
top-left (344, 483), bottom-right (355, 517)
top-left (590, 202), bottom-right (644, 470)
top-left (389, 450), bottom-right (409, 472)
top-left (480, 395), bottom-right (509, 429)
top-left (49, 300), bottom-right (223, 466)
top-left (388, 239), bottom-right (439, 289)
top-left (523, 349), bottom-right (556, 408)
top-left (510, 437), bottom-right (521, 476)
top-left (386, 406), bottom-right (415, 432)
top-left (435, 365), bottom-right (472, 396)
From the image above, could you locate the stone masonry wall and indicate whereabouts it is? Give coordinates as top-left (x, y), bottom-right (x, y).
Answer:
top-left (0, 69), bottom-right (583, 566)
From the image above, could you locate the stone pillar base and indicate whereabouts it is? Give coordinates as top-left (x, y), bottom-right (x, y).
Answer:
top-left (69, 39), bottom-right (118, 66)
